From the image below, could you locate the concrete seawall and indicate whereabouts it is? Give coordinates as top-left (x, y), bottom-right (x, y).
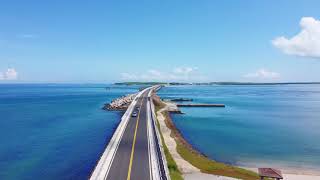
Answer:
top-left (177, 104), bottom-right (225, 107)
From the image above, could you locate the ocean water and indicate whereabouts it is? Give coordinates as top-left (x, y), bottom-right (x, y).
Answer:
top-left (0, 84), bottom-right (141, 180)
top-left (158, 85), bottom-right (320, 173)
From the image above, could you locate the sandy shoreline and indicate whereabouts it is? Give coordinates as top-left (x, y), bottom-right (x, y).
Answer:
top-left (243, 167), bottom-right (320, 180)
top-left (155, 99), bottom-right (320, 180)
top-left (184, 173), bottom-right (320, 180)
top-left (155, 100), bottom-right (239, 179)
top-left (156, 99), bottom-right (199, 174)
top-left (242, 166), bottom-right (320, 176)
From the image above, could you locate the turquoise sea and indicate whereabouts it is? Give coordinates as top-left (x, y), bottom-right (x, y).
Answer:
top-left (158, 85), bottom-right (320, 173)
top-left (0, 84), bottom-right (141, 180)
top-left (1, 84), bottom-right (320, 179)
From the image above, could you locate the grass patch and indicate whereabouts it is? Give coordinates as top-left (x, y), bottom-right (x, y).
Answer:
top-left (154, 100), bottom-right (183, 180)
top-left (158, 123), bottom-right (183, 180)
top-left (176, 142), bottom-right (258, 180)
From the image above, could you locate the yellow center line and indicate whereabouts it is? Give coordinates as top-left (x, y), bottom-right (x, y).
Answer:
top-left (127, 94), bottom-right (145, 180)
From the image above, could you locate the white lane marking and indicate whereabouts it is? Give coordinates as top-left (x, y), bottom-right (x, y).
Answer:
top-left (147, 97), bottom-right (153, 180)
top-left (149, 87), bottom-right (171, 180)
top-left (90, 88), bottom-right (150, 180)
top-left (147, 89), bottom-right (161, 180)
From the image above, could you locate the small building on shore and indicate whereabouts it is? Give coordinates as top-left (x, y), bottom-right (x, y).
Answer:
top-left (258, 168), bottom-right (283, 180)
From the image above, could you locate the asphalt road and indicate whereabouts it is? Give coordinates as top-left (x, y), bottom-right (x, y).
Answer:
top-left (106, 90), bottom-right (151, 180)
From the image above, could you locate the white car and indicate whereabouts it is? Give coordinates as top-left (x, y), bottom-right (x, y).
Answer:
top-left (131, 111), bottom-right (138, 117)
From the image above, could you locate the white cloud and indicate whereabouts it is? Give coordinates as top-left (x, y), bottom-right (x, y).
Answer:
top-left (120, 72), bottom-right (137, 80)
top-left (173, 67), bottom-right (198, 80)
top-left (5, 68), bottom-right (18, 80)
top-left (173, 67), bottom-right (197, 74)
top-left (148, 69), bottom-right (162, 76)
top-left (244, 68), bottom-right (280, 79)
top-left (120, 67), bottom-right (204, 82)
top-left (0, 68), bottom-right (18, 80)
top-left (17, 34), bottom-right (37, 39)
top-left (272, 17), bottom-right (320, 58)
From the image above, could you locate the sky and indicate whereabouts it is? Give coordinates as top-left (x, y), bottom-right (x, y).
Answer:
top-left (0, 0), bottom-right (319, 83)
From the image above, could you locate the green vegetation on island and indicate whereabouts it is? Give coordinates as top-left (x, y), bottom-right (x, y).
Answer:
top-left (114, 81), bottom-right (320, 86)
top-left (209, 82), bottom-right (320, 85)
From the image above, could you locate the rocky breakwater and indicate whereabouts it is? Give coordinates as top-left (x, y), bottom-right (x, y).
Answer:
top-left (103, 93), bottom-right (137, 111)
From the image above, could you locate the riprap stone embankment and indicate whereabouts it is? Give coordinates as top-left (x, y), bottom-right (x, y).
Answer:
top-left (103, 93), bottom-right (137, 111)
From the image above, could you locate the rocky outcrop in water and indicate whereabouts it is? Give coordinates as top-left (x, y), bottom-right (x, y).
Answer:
top-left (103, 93), bottom-right (137, 111)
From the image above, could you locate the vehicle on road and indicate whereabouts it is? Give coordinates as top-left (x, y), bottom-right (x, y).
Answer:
top-left (131, 111), bottom-right (137, 117)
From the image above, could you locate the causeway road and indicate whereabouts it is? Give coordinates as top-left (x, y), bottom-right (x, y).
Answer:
top-left (90, 87), bottom-right (166, 180)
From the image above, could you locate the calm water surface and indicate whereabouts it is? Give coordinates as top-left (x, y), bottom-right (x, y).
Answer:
top-left (1, 84), bottom-right (319, 179)
top-left (158, 85), bottom-right (320, 172)
top-left (0, 84), bottom-right (141, 180)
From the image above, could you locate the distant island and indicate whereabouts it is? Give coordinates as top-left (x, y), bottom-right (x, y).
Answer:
top-left (114, 82), bottom-right (320, 86)
top-left (114, 82), bottom-right (167, 86)
top-left (208, 82), bottom-right (320, 85)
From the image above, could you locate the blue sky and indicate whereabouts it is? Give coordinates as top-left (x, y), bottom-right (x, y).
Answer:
top-left (0, 0), bottom-right (319, 83)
